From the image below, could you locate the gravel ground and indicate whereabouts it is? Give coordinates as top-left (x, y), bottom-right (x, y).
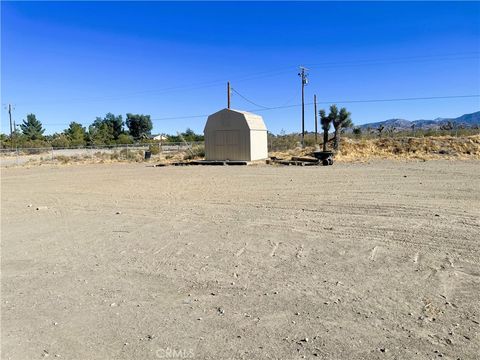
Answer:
top-left (1, 161), bottom-right (479, 359)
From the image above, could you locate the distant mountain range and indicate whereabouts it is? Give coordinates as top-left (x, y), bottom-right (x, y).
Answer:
top-left (358, 111), bottom-right (480, 130)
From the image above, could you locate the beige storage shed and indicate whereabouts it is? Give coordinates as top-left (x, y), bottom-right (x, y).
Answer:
top-left (204, 108), bottom-right (268, 161)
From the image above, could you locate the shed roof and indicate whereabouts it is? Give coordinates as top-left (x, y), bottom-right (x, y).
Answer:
top-left (205, 108), bottom-right (267, 132)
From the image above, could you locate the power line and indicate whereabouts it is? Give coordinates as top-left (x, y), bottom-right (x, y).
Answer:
top-left (13, 67), bottom-right (298, 106)
top-left (149, 94), bottom-right (480, 122)
top-left (231, 87), bottom-right (270, 109)
top-left (280, 88), bottom-right (302, 107)
top-left (304, 52), bottom-right (480, 69)
top-left (11, 51), bottom-right (479, 106)
top-left (230, 85), bottom-right (301, 109)
top-left (151, 113), bottom-right (210, 121)
top-left (248, 94), bottom-right (480, 113)
top-left (6, 94), bottom-right (478, 129)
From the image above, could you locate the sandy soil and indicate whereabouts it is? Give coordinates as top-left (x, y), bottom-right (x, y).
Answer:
top-left (1, 161), bottom-right (479, 359)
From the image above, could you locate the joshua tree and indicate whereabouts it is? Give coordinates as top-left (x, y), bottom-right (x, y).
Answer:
top-left (377, 125), bottom-right (385, 137)
top-left (319, 109), bottom-right (331, 152)
top-left (319, 105), bottom-right (353, 151)
top-left (332, 106), bottom-right (352, 150)
top-left (440, 121), bottom-right (454, 131)
top-left (386, 126), bottom-right (396, 138)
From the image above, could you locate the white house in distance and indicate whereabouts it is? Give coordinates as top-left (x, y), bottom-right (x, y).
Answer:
top-left (204, 108), bottom-right (268, 161)
top-left (152, 134), bottom-right (168, 141)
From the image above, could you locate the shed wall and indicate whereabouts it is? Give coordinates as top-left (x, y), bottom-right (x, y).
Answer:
top-left (205, 129), bottom-right (250, 161)
top-left (249, 130), bottom-right (268, 161)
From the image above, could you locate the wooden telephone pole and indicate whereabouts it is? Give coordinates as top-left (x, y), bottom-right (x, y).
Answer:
top-left (8, 104), bottom-right (13, 137)
top-left (227, 81), bottom-right (231, 109)
top-left (314, 94), bottom-right (318, 143)
top-left (298, 67), bottom-right (308, 147)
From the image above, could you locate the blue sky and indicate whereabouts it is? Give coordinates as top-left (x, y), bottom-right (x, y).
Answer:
top-left (1, 1), bottom-right (479, 135)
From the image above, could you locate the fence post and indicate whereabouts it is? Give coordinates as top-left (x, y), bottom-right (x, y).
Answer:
top-left (126, 144), bottom-right (128, 160)
top-left (16, 146), bottom-right (19, 165)
top-left (51, 147), bottom-right (54, 161)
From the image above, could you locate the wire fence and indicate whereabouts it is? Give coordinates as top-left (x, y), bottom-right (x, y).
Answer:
top-left (2, 130), bottom-right (478, 166)
top-left (1, 139), bottom-right (290, 166)
top-left (0, 142), bottom-right (204, 167)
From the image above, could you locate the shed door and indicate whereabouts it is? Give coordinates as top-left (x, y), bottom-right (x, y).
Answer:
top-left (215, 130), bottom-right (240, 160)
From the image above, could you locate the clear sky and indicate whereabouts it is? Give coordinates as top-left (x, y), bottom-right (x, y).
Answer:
top-left (1, 1), bottom-right (479, 135)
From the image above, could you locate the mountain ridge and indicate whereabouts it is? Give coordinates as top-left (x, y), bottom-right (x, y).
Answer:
top-left (358, 111), bottom-right (480, 130)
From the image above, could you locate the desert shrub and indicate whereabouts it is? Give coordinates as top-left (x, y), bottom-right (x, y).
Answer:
top-left (55, 155), bottom-right (71, 164)
top-left (304, 136), bottom-right (317, 147)
top-left (51, 134), bottom-right (71, 148)
top-left (148, 143), bottom-right (161, 155)
top-left (20, 139), bottom-right (51, 150)
top-left (119, 148), bottom-right (144, 161)
top-left (94, 151), bottom-right (112, 160)
top-left (110, 151), bottom-right (120, 160)
top-left (21, 146), bottom-right (51, 155)
top-left (268, 133), bottom-right (302, 151)
top-left (184, 145), bottom-right (205, 160)
top-left (352, 127), bottom-right (362, 138)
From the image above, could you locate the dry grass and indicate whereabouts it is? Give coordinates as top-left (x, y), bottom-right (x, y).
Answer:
top-left (183, 144), bottom-right (206, 160)
top-left (270, 135), bottom-right (480, 162)
top-left (336, 135), bottom-right (480, 162)
top-left (7, 135), bottom-right (480, 168)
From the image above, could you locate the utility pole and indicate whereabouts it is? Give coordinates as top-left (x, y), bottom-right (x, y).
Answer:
top-left (227, 81), bottom-right (231, 109)
top-left (314, 94), bottom-right (318, 144)
top-left (7, 104), bottom-right (13, 137)
top-left (298, 67), bottom-right (308, 147)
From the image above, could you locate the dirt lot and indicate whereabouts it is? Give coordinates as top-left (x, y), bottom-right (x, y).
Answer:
top-left (1, 161), bottom-right (479, 359)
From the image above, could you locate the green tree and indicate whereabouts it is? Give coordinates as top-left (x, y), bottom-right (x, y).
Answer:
top-left (181, 128), bottom-right (204, 142)
top-left (51, 133), bottom-right (71, 148)
top-left (89, 113), bottom-right (123, 144)
top-left (89, 121), bottom-right (115, 145)
top-left (183, 128), bottom-right (196, 141)
top-left (319, 109), bottom-right (331, 152)
top-left (64, 122), bottom-right (87, 146)
top-left (164, 128), bottom-right (204, 143)
top-left (20, 114), bottom-right (45, 140)
top-left (117, 133), bottom-right (134, 144)
top-left (126, 113), bottom-right (153, 140)
top-left (0, 133), bottom-right (11, 148)
top-left (103, 113), bottom-right (124, 139)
